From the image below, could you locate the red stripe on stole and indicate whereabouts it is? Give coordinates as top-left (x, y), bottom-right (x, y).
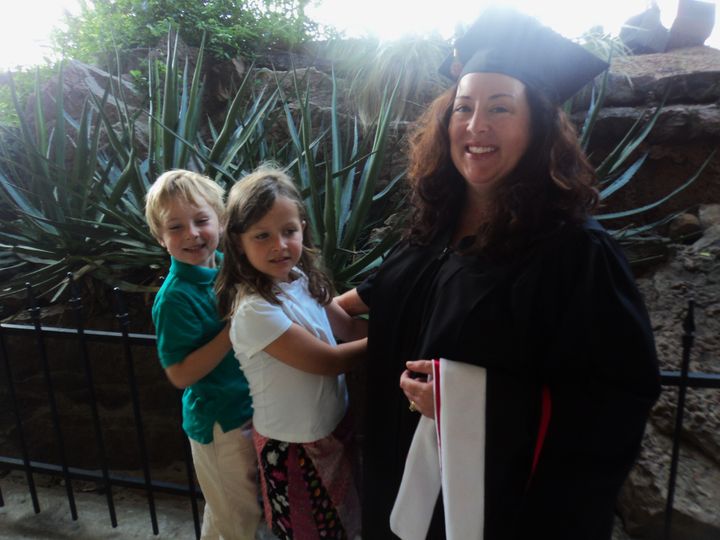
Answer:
top-left (529, 385), bottom-right (552, 483)
top-left (433, 359), bottom-right (441, 452)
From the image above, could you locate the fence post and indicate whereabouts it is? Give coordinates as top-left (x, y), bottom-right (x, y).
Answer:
top-left (67, 274), bottom-right (118, 527)
top-left (0, 306), bottom-right (40, 513)
top-left (26, 283), bottom-right (78, 520)
top-left (664, 299), bottom-right (695, 540)
top-left (113, 287), bottom-right (159, 535)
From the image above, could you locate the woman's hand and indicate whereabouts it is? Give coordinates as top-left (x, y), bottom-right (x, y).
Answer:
top-left (399, 360), bottom-right (435, 419)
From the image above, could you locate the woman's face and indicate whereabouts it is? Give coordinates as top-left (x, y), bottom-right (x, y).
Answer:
top-left (448, 72), bottom-right (531, 199)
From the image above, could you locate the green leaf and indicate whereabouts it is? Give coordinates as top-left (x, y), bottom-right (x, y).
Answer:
top-left (599, 153), bottom-right (648, 200)
top-left (596, 87), bottom-right (668, 179)
top-left (597, 150), bottom-right (715, 220)
top-left (334, 230), bottom-right (400, 283)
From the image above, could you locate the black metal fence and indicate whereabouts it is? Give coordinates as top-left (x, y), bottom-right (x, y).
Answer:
top-left (1, 282), bottom-right (719, 539)
top-left (0, 281), bottom-right (202, 538)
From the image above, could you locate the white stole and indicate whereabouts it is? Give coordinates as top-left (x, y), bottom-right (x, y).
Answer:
top-left (390, 359), bottom-right (488, 540)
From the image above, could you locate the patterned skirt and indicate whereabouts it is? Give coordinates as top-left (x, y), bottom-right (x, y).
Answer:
top-left (253, 415), bottom-right (360, 540)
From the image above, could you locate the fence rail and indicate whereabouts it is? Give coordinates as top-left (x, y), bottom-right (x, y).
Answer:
top-left (0, 283), bottom-right (717, 539)
top-left (0, 282), bottom-right (201, 538)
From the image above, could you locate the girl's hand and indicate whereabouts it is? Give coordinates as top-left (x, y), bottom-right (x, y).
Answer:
top-left (399, 360), bottom-right (435, 419)
top-left (326, 296), bottom-right (368, 342)
top-left (335, 288), bottom-right (369, 317)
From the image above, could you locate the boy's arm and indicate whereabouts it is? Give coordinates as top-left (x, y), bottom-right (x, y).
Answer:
top-left (264, 324), bottom-right (366, 376)
top-left (164, 324), bottom-right (231, 389)
top-left (325, 297), bottom-right (368, 342)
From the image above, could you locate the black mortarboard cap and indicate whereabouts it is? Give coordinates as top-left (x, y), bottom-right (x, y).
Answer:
top-left (439, 7), bottom-right (609, 103)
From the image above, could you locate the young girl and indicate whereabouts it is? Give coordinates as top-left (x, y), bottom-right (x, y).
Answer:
top-left (216, 164), bottom-right (366, 540)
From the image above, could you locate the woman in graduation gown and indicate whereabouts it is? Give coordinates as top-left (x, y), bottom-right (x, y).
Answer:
top-left (337, 7), bottom-right (661, 540)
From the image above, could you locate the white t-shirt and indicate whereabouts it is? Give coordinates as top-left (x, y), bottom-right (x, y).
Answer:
top-left (229, 273), bottom-right (347, 443)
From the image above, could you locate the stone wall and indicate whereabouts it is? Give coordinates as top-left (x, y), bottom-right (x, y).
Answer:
top-left (580, 46), bottom-right (720, 228)
top-left (619, 205), bottom-right (720, 539)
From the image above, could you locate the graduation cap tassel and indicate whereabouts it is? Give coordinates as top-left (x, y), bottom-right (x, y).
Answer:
top-left (663, 298), bottom-right (695, 540)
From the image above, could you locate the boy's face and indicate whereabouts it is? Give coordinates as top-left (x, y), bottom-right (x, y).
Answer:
top-left (158, 197), bottom-right (221, 268)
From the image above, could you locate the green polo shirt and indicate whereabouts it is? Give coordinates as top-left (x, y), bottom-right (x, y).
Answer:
top-left (151, 254), bottom-right (252, 444)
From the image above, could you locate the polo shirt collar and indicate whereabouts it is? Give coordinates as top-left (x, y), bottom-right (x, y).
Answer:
top-left (169, 252), bottom-right (223, 285)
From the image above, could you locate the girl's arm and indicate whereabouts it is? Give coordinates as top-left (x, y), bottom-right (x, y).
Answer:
top-left (164, 324), bottom-right (232, 389)
top-left (335, 288), bottom-right (369, 317)
top-left (325, 297), bottom-right (368, 342)
top-left (264, 324), bottom-right (366, 376)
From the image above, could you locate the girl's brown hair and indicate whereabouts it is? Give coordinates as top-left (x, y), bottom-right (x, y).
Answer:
top-left (406, 82), bottom-right (599, 257)
top-left (216, 164), bottom-right (333, 320)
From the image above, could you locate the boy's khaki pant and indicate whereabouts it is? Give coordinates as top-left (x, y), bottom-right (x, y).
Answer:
top-left (190, 421), bottom-right (261, 540)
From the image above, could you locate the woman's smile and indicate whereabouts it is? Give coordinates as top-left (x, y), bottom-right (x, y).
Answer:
top-left (466, 145), bottom-right (496, 155)
top-left (448, 72), bottom-right (531, 198)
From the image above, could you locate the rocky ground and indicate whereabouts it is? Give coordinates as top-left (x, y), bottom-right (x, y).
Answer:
top-left (0, 468), bottom-right (196, 539)
top-left (0, 467), bottom-right (279, 540)
top-left (0, 467), bottom-right (639, 540)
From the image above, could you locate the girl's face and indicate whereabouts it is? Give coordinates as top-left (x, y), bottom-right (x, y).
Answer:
top-left (237, 195), bottom-right (305, 282)
top-left (448, 72), bottom-right (531, 200)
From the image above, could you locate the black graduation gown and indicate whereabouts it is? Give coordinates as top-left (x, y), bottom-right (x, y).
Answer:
top-left (356, 218), bottom-right (660, 540)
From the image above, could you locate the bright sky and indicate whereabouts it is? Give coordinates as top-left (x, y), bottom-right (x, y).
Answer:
top-left (0, 0), bottom-right (718, 71)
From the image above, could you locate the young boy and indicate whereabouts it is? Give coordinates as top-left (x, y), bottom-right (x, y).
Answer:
top-left (145, 169), bottom-right (260, 540)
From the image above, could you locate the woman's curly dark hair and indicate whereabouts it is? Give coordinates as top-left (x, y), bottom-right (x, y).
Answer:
top-left (406, 81), bottom-right (599, 257)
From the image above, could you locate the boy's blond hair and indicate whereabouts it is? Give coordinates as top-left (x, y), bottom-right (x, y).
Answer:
top-left (145, 169), bottom-right (225, 240)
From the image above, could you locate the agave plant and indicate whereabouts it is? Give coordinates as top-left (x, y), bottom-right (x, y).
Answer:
top-left (0, 63), bottom-right (165, 302)
top-left (278, 68), bottom-right (405, 290)
top-left (0, 29), bottom-right (408, 299)
top-left (92, 32), bottom-right (282, 192)
top-left (0, 31), bottom-right (286, 300)
top-left (578, 66), bottom-right (716, 255)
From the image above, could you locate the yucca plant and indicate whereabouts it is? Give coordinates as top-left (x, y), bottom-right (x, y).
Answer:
top-left (0, 63), bottom-right (164, 301)
top-left (279, 68), bottom-right (406, 290)
top-left (147, 32), bottom-right (281, 183)
top-left (75, 30), bottom-right (286, 287)
top-left (93, 31), bottom-right (282, 192)
top-left (578, 66), bottom-right (716, 254)
top-left (0, 28), bottom-right (408, 299)
top-left (0, 31), bottom-right (287, 300)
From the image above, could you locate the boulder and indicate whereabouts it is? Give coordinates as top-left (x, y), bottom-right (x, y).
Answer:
top-left (668, 213), bottom-right (702, 242)
top-left (606, 46), bottom-right (720, 107)
top-left (698, 203), bottom-right (720, 228)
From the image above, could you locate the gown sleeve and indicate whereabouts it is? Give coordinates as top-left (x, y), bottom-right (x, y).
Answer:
top-left (515, 223), bottom-right (661, 538)
top-left (355, 271), bottom-right (376, 308)
top-left (355, 240), bottom-right (407, 309)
